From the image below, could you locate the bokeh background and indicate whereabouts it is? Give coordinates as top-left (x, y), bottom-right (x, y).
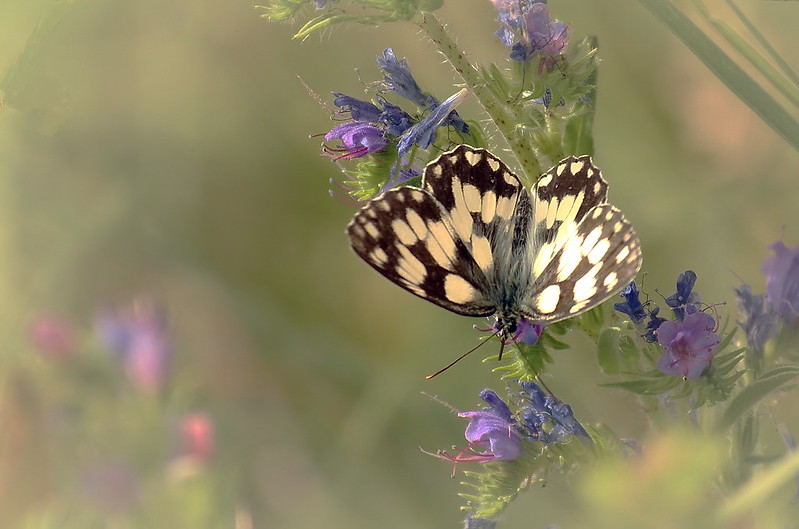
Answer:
top-left (0, 0), bottom-right (797, 527)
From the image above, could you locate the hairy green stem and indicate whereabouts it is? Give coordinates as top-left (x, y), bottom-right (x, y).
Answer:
top-left (418, 12), bottom-right (543, 179)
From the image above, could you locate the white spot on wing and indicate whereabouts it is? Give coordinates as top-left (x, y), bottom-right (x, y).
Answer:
top-left (426, 221), bottom-right (456, 268)
top-left (556, 236), bottom-right (584, 282)
top-left (487, 158), bottom-right (500, 171)
top-left (570, 161), bottom-right (584, 174)
top-left (587, 238), bottom-right (610, 265)
top-left (462, 183), bottom-right (482, 212)
top-left (370, 247), bottom-right (388, 265)
top-left (464, 150), bottom-right (481, 166)
top-left (573, 263), bottom-right (601, 302)
top-left (396, 245), bottom-right (426, 280)
top-left (405, 209), bottom-right (428, 240)
top-left (471, 235), bottom-right (493, 272)
top-left (444, 274), bottom-right (479, 304)
top-left (392, 219), bottom-right (417, 246)
top-left (481, 191), bottom-right (497, 224)
top-left (364, 223), bottom-right (379, 240)
top-left (449, 180), bottom-right (474, 243)
top-left (536, 285), bottom-right (560, 314)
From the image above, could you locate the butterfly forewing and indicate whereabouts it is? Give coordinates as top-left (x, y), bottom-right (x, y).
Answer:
top-left (347, 184), bottom-right (495, 316)
top-left (521, 203), bottom-right (643, 321)
top-left (530, 155), bottom-right (609, 277)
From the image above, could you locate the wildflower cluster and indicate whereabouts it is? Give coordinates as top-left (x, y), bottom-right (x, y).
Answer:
top-left (604, 271), bottom-right (745, 406)
top-left (433, 381), bottom-right (591, 520)
top-left (19, 298), bottom-right (218, 522)
top-left (493, 1), bottom-right (569, 68)
top-left (615, 270), bottom-right (721, 380)
top-left (735, 241), bottom-right (799, 363)
top-left (324, 48), bottom-right (472, 198)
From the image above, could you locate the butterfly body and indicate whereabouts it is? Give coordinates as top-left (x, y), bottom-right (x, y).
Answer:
top-left (347, 145), bottom-right (642, 341)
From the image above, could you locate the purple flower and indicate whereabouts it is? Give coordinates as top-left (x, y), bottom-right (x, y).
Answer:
top-left (324, 121), bottom-right (387, 160)
top-left (458, 389), bottom-right (523, 461)
top-left (95, 301), bottom-right (169, 392)
top-left (478, 316), bottom-right (544, 346)
top-left (644, 306), bottom-right (667, 343)
top-left (665, 270), bottom-right (699, 321)
top-left (397, 88), bottom-right (468, 160)
top-left (734, 284), bottom-right (778, 356)
top-left (313, 0), bottom-right (336, 8)
top-left (656, 307), bottom-right (720, 379)
top-left (762, 241), bottom-right (799, 324)
top-left (500, 3), bottom-right (569, 65)
top-left (377, 48), bottom-right (435, 108)
top-left (519, 380), bottom-right (589, 443)
top-left (376, 98), bottom-right (414, 137)
top-left (332, 93), bottom-right (382, 122)
top-left (614, 281), bottom-right (647, 324)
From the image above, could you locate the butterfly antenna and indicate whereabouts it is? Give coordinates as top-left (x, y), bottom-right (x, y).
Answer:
top-left (425, 329), bottom-right (501, 379)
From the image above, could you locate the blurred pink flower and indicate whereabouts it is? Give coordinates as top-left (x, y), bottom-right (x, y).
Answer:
top-left (29, 314), bottom-right (77, 359)
top-left (179, 411), bottom-right (214, 462)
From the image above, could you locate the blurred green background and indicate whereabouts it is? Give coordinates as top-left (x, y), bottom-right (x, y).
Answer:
top-left (0, 0), bottom-right (797, 527)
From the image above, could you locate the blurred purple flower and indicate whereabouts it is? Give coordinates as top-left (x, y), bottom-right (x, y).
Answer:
top-left (96, 301), bottom-right (169, 392)
top-left (324, 121), bottom-right (387, 160)
top-left (493, 2), bottom-right (569, 66)
top-left (29, 314), bottom-right (77, 359)
top-left (734, 284), bottom-right (778, 356)
top-left (762, 241), bottom-right (799, 324)
top-left (656, 307), bottom-right (719, 379)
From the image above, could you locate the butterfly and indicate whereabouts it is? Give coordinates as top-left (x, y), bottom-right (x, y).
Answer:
top-left (347, 144), bottom-right (642, 351)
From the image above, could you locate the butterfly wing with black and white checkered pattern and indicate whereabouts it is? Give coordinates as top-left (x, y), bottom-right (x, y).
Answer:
top-left (346, 145), bottom-right (642, 338)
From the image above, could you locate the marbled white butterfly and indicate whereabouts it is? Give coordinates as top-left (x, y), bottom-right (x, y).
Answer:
top-left (347, 145), bottom-right (642, 348)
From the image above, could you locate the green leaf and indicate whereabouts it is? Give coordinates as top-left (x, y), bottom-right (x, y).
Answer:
top-left (637, 0), bottom-right (799, 151)
top-left (714, 365), bottom-right (799, 432)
